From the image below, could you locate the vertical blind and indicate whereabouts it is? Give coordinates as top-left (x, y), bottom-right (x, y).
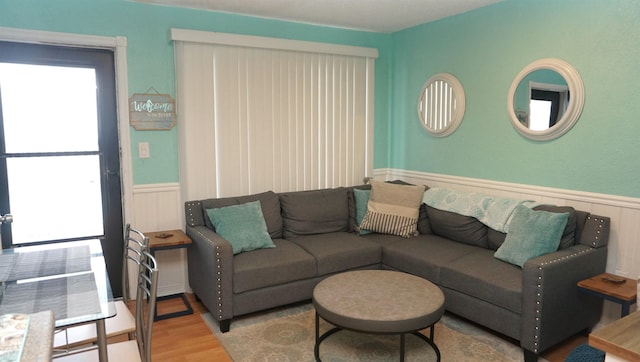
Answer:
top-left (173, 30), bottom-right (377, 200)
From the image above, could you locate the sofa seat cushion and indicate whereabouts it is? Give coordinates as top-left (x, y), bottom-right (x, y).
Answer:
top-left (440, 249), bottom-right (523, 314)
top-left (233, 238), bottom-right (316, 294)
top-left (280, 188), bottom-right (350, 239)
top-left (290, 232), bottom-right (381, 276)
top-left (381, 235), bottom-right (480, 284)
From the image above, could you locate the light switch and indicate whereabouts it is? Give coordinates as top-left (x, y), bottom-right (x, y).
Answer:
top-left (138, 142), bottom-right (150, 159)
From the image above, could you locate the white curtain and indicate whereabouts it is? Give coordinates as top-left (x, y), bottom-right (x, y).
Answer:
top-left (173, 30), bottom-right (377, 200)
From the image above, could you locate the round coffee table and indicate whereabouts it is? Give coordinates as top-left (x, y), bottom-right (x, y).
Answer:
top-left (313, 270), bottom-right (445, 362)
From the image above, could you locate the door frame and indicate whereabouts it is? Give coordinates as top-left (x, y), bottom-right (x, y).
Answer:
top-left (0, 27), bottom-right (134, 235)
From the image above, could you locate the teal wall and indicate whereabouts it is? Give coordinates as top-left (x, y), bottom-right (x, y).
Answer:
top-left (391, 0), bottom-right (640, 197)
top-left (0, 0), bottom-right (391, 184)
top-left (1, 0), bottom-right (639, 197)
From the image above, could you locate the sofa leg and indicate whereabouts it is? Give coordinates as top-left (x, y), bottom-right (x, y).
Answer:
top-left (523, 349), bottom-right (538, 362)
top-left (220, 319), bottom-right (231, 333)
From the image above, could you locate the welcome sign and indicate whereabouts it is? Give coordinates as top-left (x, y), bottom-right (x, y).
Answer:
top-left (129, 93), bottom-right (176, 130)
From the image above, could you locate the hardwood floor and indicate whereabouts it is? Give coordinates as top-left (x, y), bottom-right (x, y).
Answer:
top-left (149, 294), bottom-right (231, 362)
top-left (140, 293), bottom-right (585, 361)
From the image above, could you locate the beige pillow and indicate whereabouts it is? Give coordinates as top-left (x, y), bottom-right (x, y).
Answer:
top-left (360, 180), bottom-right (425, 237)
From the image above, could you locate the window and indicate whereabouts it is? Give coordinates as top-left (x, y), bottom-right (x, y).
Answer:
top-left (172, 30), bottom-right (377, 199)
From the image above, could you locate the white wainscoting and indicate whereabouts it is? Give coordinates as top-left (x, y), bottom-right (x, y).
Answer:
top-left (375, 168), bottom-right (640, 323)
top-left (132, 173), bottom-right (640, 322)
top-left (131, 183), bottom-right (188, 297)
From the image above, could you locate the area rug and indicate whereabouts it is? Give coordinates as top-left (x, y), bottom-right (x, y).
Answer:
top-left (202, 303), bottom-right (545, 361)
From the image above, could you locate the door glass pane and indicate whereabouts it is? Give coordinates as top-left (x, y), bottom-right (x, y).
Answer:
top-left (0, 63), bottom-right (99, 153)
top-left (7, 155), bottom-right (104, 244)
top-left (530, 99), bottom-right (553, 131)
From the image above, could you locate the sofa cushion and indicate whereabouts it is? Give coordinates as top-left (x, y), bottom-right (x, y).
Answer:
top-left (360, 180), bottom-right (425, 237)
top-left (440, 249), bottom-right (523, 315)
top-left (348, 184), bottom-right (431, 235)
top-left (233, 238), bottom-right (316, 293)
top-left (574, 210), bottom-right (590, 243)
top-left (206, 201), bottom-right (275, 254)
top-left (384, 180), bottom-right (431, 234)
top-left (353, 188), bottom-right (373, 235)
top-left (494, 205), bottom-right (569, 267)
top-left (487, 228), bottom-right (507, 250)
top-left (487, 205), bottom-right (577, 251)
top-left (426, 205), bottom-right (488, 248)
top-left (201, 191), bottom-right (283, 239)
top-left (417, 204), bottom-right (432, 235)
top-left (280, 188), bottom-right (349, 239)
top-left (381, 234), bottom-right (481, 284)
top-left (533, 204), bottom-right (577, 250)
top-left (290, 232), bottom-right (381, 276)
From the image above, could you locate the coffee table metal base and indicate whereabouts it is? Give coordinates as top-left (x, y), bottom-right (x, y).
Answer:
top-left (314, 312), bottom-right (441, 362)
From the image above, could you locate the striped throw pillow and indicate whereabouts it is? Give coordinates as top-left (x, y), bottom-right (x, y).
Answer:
top-left (360, 180), bottom-right (426, 237)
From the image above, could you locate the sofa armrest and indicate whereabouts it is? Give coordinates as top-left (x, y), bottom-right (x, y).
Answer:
top-left (186, 225), bottom-right (234, 325)
top-left (520, 244), bottom-right (607, 354)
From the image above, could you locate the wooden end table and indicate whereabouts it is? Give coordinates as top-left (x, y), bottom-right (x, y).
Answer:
top-left (146, 229), bottom-right (194, 321)
top-left (577, 273), bottom-right (637, 317)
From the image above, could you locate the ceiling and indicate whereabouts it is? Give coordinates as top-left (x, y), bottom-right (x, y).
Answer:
top-left (135, 0), bottom-right (503, 33)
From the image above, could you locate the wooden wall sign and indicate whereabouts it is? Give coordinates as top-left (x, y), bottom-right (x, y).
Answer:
top-left (129, 92), bottom-right (176, 130)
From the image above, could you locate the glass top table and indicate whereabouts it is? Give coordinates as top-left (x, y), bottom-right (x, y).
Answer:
top-left (0, 239), bottom-right (116, 361)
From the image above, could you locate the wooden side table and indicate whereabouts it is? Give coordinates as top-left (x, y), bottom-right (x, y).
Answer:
top-left (577, 273), bottom-right (637, 317)
top-left (146, 229), bottom-right (194, 321)
top-left (589, 311), bottom-right (640, 361)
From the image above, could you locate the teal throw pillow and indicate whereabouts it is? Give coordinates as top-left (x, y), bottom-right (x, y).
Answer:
top-left (206, 201), bottom-right (275, 254)
top-left (353, 188), bottom-right (372, 235)
top-left (494, 204), bottom-right (569, 267)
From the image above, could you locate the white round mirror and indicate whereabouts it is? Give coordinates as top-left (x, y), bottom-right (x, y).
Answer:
top-left (507, 58), bottom-right (584, 141)
top-left (418, 73), bottom-right (465, 137)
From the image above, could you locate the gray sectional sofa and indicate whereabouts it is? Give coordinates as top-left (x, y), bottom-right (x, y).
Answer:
top-left (184, 184), bottom-right (610, 361)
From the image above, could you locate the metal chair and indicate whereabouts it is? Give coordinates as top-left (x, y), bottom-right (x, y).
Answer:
top-left (54, 224), bottom-right (149, 350)
top-left (55, 250), bottom-right (159, 362)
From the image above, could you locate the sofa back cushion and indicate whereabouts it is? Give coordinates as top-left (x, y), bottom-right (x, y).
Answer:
top-left (280, 187), bottom-right (349, 238)
top-left (487, 228), bottom-right (507, 250)
top-left (201, 191), bottom-right (283, 239)
top-left (426, 205), bottom-right (488, 248)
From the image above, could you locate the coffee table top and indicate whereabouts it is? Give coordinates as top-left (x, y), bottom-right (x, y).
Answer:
top-left (313, 270), bottom-right (444, 333)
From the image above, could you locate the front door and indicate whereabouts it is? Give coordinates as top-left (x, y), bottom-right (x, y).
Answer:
top-left (0, 41), bottom-right (124, 296)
